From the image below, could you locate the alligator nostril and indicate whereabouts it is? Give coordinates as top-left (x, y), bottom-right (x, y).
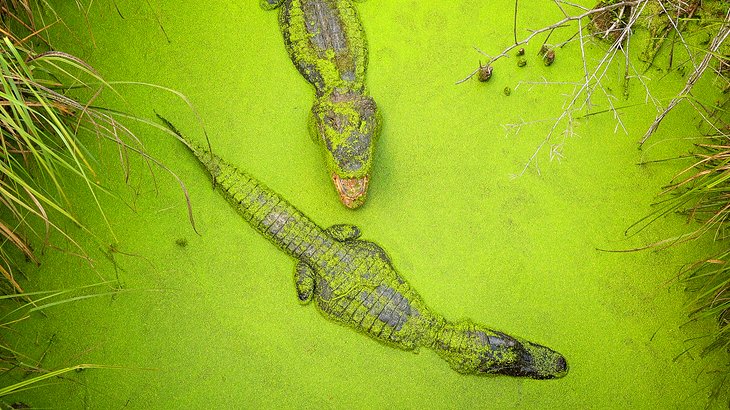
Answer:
top-left (556, 356), bottom-right (568, 371)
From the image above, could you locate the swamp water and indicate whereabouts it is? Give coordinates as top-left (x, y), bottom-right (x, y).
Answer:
top-left (1, 0), bottom-right (728, 408)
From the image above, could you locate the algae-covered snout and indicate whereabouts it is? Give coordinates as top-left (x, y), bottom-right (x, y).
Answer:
top-left (432, 319), bottom-right (568, 380)
top-left (310, 91), bottom-right (382, 208)
top-left (498, 337), bottom-right (568, 379)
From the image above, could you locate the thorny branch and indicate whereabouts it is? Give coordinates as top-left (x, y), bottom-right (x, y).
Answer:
top-left (459, 0), bottom-right (729, 176)
top-left (506, 0), bottom-right (649, 176)
top-left (455, 0), bottom-right (646, 85)
top-left (640, 7), bottom-right (730, 146)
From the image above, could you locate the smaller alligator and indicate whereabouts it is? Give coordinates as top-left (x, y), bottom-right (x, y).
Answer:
top-left (262, 0), bottom-right (382, 209)
top-left (167, 119), bottom-right (568, 379)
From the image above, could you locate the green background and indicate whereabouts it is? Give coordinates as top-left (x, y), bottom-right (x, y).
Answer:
top-left (2, 0), bottom-right (727, 408)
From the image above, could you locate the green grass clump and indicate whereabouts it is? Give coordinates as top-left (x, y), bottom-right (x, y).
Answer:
top-left (584, 2), bottom-right (730, 370)
top-left (0, 1), bottom-right (105, 293)
top-left (663, 133), bottom-right (730, 353)
top-left (0, 0), bottom-right (193, 398)
top-left (0, 38), bottom-right (109, 292)
top-left (0, 0), bottom-right (193, 294)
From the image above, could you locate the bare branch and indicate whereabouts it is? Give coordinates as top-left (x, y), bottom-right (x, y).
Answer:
top-left (456, 0), bottom-right (646, 84)
top-left (640, 8), bottom-right (730, 146)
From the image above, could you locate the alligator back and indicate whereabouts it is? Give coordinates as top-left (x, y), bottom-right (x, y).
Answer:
top-left (279, 0), bottom-right (368, 96)
top-left (310, 237), bottom-right (445, 350)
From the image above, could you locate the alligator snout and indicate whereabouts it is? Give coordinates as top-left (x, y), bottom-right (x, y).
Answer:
top-left (332, 173), bottom-right (369, 208)
top-left (432, 320), bottom-right (569, 380)
top-left (504, 340), bottom-right (569, 380)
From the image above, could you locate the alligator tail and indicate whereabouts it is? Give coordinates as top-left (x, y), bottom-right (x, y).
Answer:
top-left (159, 115), bottom-right (329, 261)
top-left (156, 113), bottom-right (222, 180)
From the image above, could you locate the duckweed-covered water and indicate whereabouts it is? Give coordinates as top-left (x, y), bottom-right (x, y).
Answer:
top-left (1, 0), bottom-right (728, 408)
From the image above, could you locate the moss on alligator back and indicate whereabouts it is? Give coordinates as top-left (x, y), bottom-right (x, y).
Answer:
top-left (263, 0), bottom-right (382, 209)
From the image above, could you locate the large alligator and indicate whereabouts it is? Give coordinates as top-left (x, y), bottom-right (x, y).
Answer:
top-left (167, 120), bottom-right (568, 379)
top-left (262, 0), bottom-right (382, 209)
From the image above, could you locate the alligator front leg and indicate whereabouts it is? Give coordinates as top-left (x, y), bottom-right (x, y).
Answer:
top-left (260, 0), bottom-right (284, 10)
top-left (294, 261), bottom-right (315, 303)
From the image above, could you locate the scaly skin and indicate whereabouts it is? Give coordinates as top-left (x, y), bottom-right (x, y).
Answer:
top-left (171, 125), bottom-right (569, 379)
top-left (262, 0), bottom-right (382, 209)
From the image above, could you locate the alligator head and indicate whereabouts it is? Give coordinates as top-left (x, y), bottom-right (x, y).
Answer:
top-left (310, 90), bottom-right (381, 209)
top-left (488, 335), bottom-right (568, 379)
top-left (434, 320), bottom-right (568, 380)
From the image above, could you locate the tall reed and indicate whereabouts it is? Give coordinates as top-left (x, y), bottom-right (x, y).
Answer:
top-left (661, 132), bottom-right (730, 353)
top-left (0, 1), bottom-right (190, 294)
top-left (0, 0), bottom-right (195, 398)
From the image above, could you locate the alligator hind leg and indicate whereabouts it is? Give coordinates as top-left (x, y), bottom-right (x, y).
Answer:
top-left (294, 261), bottom-right (315, 304)
top-left (260, 0), bottom-right (284, 10)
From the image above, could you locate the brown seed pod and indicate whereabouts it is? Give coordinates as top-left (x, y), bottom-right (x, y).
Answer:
top-left (543, 49), bottom-right (555, 66)
top-left (477, 61), bottom-right (493, 82)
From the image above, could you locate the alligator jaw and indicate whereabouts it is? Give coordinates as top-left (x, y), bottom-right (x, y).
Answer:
top-left (332, 173), bottom-right (368, 209)
top-left (507, 340), bottom-right (569, 380)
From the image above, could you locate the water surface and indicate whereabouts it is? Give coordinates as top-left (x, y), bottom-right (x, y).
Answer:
top-left (1, 1), bottom-right (727, 408)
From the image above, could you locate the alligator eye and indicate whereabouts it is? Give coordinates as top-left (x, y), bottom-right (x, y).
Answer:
top-left (324, 114), bottom-right (346, 132)
top-left (324, 115), bottom-right (336, 126)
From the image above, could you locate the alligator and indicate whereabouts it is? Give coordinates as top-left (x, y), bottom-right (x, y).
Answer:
top-left (262, 0), bottom-right (382, 209)
top-left (167, 121), bottom-right (568, 379)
